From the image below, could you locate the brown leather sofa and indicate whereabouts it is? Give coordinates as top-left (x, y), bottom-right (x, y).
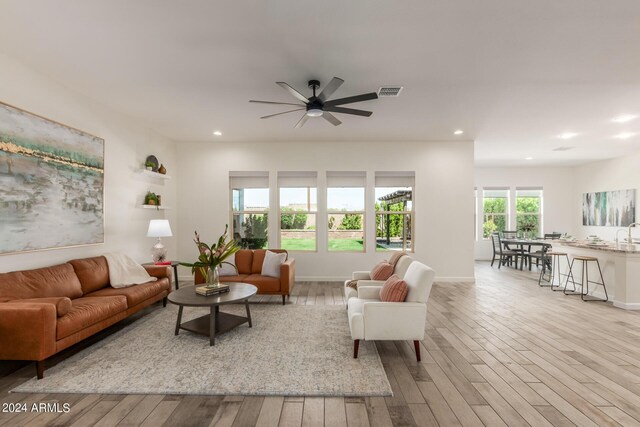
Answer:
top-left (195, 249), bottom-right (295, 304)
top-left (0, 256), bottom-right (170, 379)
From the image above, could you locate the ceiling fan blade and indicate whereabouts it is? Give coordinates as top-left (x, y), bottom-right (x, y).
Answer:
top-left (260, 108), bottom-right (305, 119)
top-left (250, 100), bottom-right (305, 106)
top-left (276, 82), bottom-right (309, 103)
top-left (322, 112), bottom-right (342, 126)
top-left (317, 77), bottom-right (344, 102)
top-left (323, 106), bottom-right (373, 117)
top-left (294, 114), bottom-right (309, 128)
top-left (323, 92), bottom-right (378, 107)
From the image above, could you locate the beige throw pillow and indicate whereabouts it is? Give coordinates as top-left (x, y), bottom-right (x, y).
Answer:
top-left (261, 250), bottom-right (287, 278)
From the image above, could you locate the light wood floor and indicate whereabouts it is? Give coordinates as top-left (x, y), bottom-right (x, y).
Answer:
top-left (2, 262), bottom-right (640, 426)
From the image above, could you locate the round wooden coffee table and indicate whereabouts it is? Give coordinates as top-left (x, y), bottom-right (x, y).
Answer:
top-left (167, 282), bottom-right (257, 346)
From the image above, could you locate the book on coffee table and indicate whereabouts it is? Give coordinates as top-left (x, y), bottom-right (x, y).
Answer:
top-left (195, 284), bottom-right (230, 296)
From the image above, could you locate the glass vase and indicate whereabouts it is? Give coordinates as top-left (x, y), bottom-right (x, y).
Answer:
top-left (206, 266), bottom-right (220, 287)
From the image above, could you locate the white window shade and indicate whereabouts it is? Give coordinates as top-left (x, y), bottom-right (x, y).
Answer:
top-left (516, 187), bottom-right (543, 197)
top-left (229, 171), bottom-right (269, 188)
top-left (278, 171), bottom-right (317, 187)
top-left (483, 187), bottom-right (509, 198)
top-left (327, 171), bottom-right (366, 187)
top-left (375, 171), bottom-right (415, 187)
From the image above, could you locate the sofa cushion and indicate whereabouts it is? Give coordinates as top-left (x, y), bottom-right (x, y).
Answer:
top-left (86, 278), bottom-right (170, 308)
top-left (11, 297), bottom-right (72, 317)
top-left (235, 250), bottom-right (253, 275)
top-left (370, 262), bottom-right (394, 280)
top-left (0, 263), bottom-right (83, 300)
top-left (68, 256), bottom-right (110, 294)
top-left (251, 250), bottom-right (267, 274)
top-left (57, 296), bottom-right (127, 340)
top-left (380, 275), bottom-right (408, 302)
top-left (219, 274), bottom-right (249, 283)
top-left (244, 274), bottom-right (281, 293)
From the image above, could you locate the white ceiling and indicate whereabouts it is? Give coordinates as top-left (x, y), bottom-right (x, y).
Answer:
top-left (1, 0), bottom-right (640, 166)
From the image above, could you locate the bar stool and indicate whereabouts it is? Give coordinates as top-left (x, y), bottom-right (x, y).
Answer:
top-left (546, 251), bottom-right (575, 292)
top-left (566, 256), bottom-right (608, 302)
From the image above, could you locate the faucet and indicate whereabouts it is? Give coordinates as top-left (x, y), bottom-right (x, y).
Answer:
top-left (628, 223), bottom-right (640, 245)
top-left (616, 228), bottom-right (628, 244)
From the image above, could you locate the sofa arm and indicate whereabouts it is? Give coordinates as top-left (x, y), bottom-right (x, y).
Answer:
top-left (144, 265), bottom-right (171, 280)
top-left (352, 271), bottom-right (371, 280)
top-left (11, 297), bottom-right (72, 317)
top-left (362, 302), bottom-right (427, 341)
top-left (357, 285), bottom-right (383, 300)
top-left (0, 303), bottom-right (57, 360)
top-left (280, 258), bottom-right (296, 295)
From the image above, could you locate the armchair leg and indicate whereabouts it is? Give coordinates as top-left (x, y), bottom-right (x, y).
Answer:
top-left (414, 341), bottom-right (421, 362)
top-left (282, 295), bottom-right (286, 305)
top-left (163, 297), bottom-right (167, 307)
top-left (353, 340), bottom-right (360, 358)
top-left (36, 360), bottom-right (44, 379)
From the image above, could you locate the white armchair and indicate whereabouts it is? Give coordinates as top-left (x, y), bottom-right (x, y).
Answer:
top-left (344, 255), bottom-right (413, 301)
top-left (347, 260), bottom-right (435, 361)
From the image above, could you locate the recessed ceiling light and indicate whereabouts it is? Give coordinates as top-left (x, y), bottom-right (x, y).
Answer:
top-left (213, 131), bottom-right (222, 136)
top-left (612, 114), bottom-right (637, 123)
top-left (557, 132), bottom-right (579, 139)
top-left (454, 130), bottom-right (464, 135)
top-left (524, 157), bottom-right (534, 160)
top-left (613, 132), bottom-right (637, 140)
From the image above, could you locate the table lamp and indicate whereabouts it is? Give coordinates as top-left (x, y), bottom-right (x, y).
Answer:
top-left (147, 219), bottom-right (173, 263)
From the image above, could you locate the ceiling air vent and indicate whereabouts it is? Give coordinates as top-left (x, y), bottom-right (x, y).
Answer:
top-left (377, 86), bottom-right (403, 97)
top-left (553, 146), bottom-right (574, 151)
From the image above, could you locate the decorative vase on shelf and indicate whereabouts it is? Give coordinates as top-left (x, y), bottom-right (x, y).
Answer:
top-left (158, 164), bottom-right (167, 175)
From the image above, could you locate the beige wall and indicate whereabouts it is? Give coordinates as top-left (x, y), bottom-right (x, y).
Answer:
top-left (0, 52), bottom-right (178, 272)
top-left (176, 140), bottom-right (475, 281)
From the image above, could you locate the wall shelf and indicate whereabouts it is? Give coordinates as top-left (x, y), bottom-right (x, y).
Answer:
top-left (142, 205), bottom-right (170, 210)
top-left (141, 169), bottom-right (171, 180)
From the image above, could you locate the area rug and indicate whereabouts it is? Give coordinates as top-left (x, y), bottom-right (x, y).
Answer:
top-left (12, 304), bottom-right (392, 396)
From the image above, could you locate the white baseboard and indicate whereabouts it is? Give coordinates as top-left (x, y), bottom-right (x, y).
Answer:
top-left (435, 277), bottom-right (476, 283)
top-left (613, 301), bottom-right (640, 310)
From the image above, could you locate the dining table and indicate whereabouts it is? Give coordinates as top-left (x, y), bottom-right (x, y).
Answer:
top-left (501, 238), bottom-right (553, 270)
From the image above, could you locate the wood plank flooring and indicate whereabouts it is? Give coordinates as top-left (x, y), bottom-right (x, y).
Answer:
top-left (2, 262), bottom-right (640, 426)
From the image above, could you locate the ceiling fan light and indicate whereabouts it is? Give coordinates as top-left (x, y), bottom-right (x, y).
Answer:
top-left (306, 108), bottom-right (323, 117)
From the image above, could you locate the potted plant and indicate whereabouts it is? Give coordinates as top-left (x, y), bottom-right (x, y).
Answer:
top-left (145, 161), bottom-right (155, 171)
top-left (181, 225), bottom-right (240, 287)
top-left (144, 191), bottom-right (158, 206)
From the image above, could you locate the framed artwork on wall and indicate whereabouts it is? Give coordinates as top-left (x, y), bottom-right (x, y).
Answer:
top-left (0, 101), bottom-right (104, 255)
top-left (582, 189), bottom-right (636, 227)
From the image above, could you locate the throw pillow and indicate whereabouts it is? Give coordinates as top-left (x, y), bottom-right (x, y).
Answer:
top-left (370, 261), bottom-right (394, 281)
top-left (218, 254), bottom-right (237, 276)
top-left (261, 250), bottom-right (287, 278)
top-left (389, 252), bottom-right (407, 269)
top-left (380, 275), bottom-right (409, 302)
top-left (346, 279), bottom-right (359, 289)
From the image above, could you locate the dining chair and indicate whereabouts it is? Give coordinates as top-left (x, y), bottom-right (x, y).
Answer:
top-left (544, 233), bottom-right (562, 240)
top-left (490, 233), bottom-right (519, 268)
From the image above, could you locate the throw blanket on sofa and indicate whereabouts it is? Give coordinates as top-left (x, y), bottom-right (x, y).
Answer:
top-left (104, 253), bottom-right (157, 288)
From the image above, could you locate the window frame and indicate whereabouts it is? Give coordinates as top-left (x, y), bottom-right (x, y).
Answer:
top-left (326, 186), bottom-right (366, 253)
top-left (515, 188), bottom-right (543, 238)
top-left (375, 187), bottom-right (414, 252)
top-left (278, 185), bottom-right (318, 252)
top-left (229, 173), bottom-right (270, 250)
top-left (482, 188), bottom-right (510, 239)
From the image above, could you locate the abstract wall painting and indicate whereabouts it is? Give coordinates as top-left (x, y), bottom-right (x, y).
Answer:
top-left (0, 102), bottom-right (104, 255)
top-left (582, 189), bottom-right (636, 227)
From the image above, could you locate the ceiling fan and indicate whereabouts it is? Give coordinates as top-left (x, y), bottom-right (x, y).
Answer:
top-left (250, 77), bottom-right (378, 127)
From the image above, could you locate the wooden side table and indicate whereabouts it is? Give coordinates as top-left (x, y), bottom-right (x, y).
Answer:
top-left (143, 261), bottom-right (181, 289)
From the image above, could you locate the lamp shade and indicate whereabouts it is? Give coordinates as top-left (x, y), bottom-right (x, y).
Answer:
top-left (147, 219), bottom-right (173, 237)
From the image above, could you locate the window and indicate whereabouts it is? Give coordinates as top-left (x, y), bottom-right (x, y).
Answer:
top-left (375, 172), bottom-right (414, 252)
top-left (327, 172), bottom-right (366, 252)
top-left (278, 172), bottom-right (317, 251)
top-left (230, 172), bottom-right (269, 249)
top-left (482, 188), bottom-right (509, 238)
top-left (516, 188), bottom-right (543, 238)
